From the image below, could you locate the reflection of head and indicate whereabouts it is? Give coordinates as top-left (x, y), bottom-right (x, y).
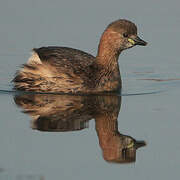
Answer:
top-left (100, 134), bottom-right (146, 163)
top-left (14, 93), bottom-right (145, 163)
top-left (95, 97), bottom-right (146, 163)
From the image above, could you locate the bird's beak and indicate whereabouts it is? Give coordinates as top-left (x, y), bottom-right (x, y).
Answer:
top-left (134, 140), bottom-right (146, 149)
top-left (128, 36), bottom-right (147, 46)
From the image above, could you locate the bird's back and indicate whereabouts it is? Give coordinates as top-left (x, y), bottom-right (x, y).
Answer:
top-left (13, 47), bottom-right (97, 93)
top-left (33, 46), bottom-right (95, 67)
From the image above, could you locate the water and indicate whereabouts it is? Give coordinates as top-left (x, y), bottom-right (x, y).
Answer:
top-left (0, 0), bottom-right (180, 179)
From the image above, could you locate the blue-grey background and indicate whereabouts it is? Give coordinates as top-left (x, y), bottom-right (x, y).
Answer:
top-left (0, 0), bottom-right (180, 179)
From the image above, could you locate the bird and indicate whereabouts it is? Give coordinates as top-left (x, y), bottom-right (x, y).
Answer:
top-left (13, 19), bottom-right (147, 94)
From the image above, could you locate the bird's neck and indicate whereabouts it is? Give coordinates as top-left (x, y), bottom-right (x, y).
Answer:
top-left (96, 29), bottom-right (121, 68)
top-left (94, 30), bottom-right (122, 92)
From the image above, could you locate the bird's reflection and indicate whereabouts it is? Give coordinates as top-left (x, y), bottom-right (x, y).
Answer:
top-left (14, 93), bottom-right (146, 163)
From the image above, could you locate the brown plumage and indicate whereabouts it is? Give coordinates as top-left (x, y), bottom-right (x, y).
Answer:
top-left (13, 19), bottom-right (147, 94)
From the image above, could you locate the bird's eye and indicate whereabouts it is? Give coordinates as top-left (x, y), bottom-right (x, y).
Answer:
top-left (123, 33), bottom-right (128, 38)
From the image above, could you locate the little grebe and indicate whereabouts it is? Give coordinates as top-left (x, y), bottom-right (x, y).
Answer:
top-left (13, 19), bottom-right (147, 94)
